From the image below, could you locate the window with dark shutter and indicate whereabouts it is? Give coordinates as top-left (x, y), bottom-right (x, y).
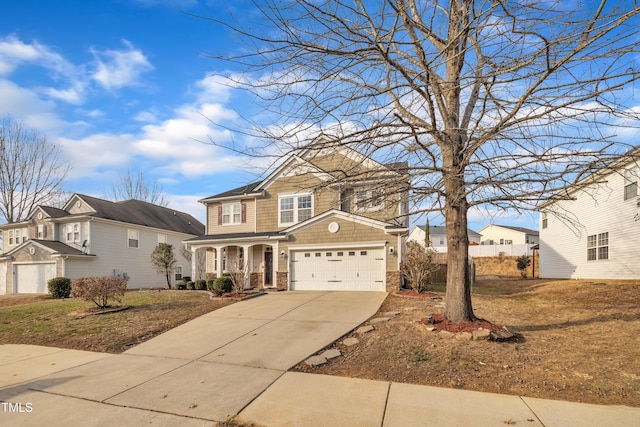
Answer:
top-left (241, 203), bottom-right (247, 223)
top-left (218, 206), bottom-right (223, 225)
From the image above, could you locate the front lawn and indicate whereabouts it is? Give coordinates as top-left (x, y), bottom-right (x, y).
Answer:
top-left (0, 291), bottom-right (234, 353)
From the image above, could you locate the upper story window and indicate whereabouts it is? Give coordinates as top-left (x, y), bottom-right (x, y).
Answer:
top-left (37, 224), bottom-right (46, 239)
top-left (66, 223), bottom-right (80, 243)
top-left (218, 202), bottom-right (246, 226)
top-left (542, 212), bottom-right (548, 229)
top-left (128, 229), bottom-right (139, 248)
top-left (624, 167), bottom-right (638, 201)
top-left (8, 230), bottom-right (14, 246)
top-left (279, 193), bottom-right (313, 226)
top-left (587, 232), bottom-right (608, 261)
top-left (354, 189), bottom-right (384, 212)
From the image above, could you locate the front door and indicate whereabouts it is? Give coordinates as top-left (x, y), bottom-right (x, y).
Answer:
top-left (264, 248), bottom-right (273, 287)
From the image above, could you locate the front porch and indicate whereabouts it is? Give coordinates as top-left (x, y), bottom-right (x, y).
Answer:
top-left (187, 233), bottom-right (287, 291)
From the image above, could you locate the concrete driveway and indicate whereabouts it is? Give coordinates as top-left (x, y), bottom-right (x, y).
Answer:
top-left (0, 291), bottom-right (386, 425)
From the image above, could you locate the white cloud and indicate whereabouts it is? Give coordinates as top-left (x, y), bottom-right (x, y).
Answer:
top-left (57, 133), bottom-right (137, 179)
top-left (91, 40), bottom-right (153, 90)
top-left (167, 193), bottom-right (207, 223)
top-left (0, 34), bottom-right (76, 77)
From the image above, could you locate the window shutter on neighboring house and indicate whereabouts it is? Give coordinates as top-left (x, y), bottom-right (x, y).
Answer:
top-left (218, 206), bottom-right (222, 225)
top-left (241, 203), bottom-right (247, 223)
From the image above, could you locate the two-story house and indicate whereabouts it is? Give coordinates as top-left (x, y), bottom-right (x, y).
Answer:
top-left (407, 225), bottom-right (482, 250)
top-left (0, 194), bottom-right (204, 294)
top-left (539, 151), bottom-right (640, 279)
top-left (478, 224), bottom-right (539, 246)
top-left (186, 137), bottom-right (409, 292)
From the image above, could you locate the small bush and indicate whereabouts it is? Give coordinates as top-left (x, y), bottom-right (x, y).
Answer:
top-left (195, 279), bottom-right (207, 290)
top-left (176, 282), bottom-right (187, 290)
top-left (516, 254), bottom-right (531, 278)
top-left (213, 275), bottom-right (233, 293)
top-left (187, 281), bottom-right (196, 290)
top-left (206, 279), bottom-right (215, 290)
top-left (71, 276), bottom-right (128, 309)
top-left (48, 277), bottom-right (71, 299)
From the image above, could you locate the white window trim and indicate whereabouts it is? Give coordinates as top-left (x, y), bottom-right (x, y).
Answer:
top-left (222, 202), bottom-right (242, 226)
top-left (354, 188), bottom-right (384, 212)
top-left (128, 229), bottom-right (139, 249)
top-left (66, 223), bottom-right (80, 243)
top-left (174, 266), bottom-right (183, 281)
top-left (278, 192), bottom-right (314, 227)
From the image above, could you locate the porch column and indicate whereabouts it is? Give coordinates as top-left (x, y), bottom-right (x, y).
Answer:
top-left (242, 244), bottom-right (252, 290)
top-left (215, 246), bottom-right (224, 278)
top-left (190, 244), bottom-right (197, 280)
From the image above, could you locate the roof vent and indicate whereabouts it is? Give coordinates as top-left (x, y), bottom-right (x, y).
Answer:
top-left (173, 212), bottom-right (177, 216)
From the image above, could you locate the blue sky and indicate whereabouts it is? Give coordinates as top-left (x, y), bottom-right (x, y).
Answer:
top-left (0, 0), bottom-right (539, 232)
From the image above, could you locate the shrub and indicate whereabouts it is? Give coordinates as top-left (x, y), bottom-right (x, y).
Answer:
top-left (48, 277), bottom-right (71, 299)
top-left (187, 281), bottom-right (196, 290)
top-left (206, 279), bottom-right (215, 291)
top-left (71, 276), bottom-right (128, 309)
top-left (213, 275), bottom-right (233, 293)
top-left (176, 282), bottom-right (187, 290)
top-left (516, 254), bottom-right (531, 278)
top-left (195, 279), bottom-right (207, 290)
top-left (401, 241), bottom-right (440, 293)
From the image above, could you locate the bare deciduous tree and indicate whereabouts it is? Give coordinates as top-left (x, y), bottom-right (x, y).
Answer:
top-left (105, 168), bottom-right (170, 207)
top-left (402, 241), bottom-right (440, 293)
top-left (181, 246), bottom-right (207, 280)
top-left (0, 117), bottom-right (70, 223)
top-left (150, 243), bottom-right (178, 289)
top-left (201, 1), bottom-right (640, 321)
top-left (226, 251), bottom-right (249, 294)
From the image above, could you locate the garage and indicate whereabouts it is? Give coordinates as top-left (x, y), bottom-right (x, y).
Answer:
top-left (289, 247), bottom-right (385, 291)
top-left (14, 263), bottom-right (56, 294)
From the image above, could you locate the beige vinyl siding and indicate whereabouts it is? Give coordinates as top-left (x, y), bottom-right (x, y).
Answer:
top-left (206, 199), bottom-right (256, 234)
top-left (540, 169), bottom-right (639, 279)
top-left (277, 217), bottom-right (396, 272)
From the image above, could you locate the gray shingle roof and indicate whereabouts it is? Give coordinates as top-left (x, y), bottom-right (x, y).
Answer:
top-left (417, 225), bottom-right (481, 237)
top-left (202, 182), bottom-right (263, 201)
top-left (76, 194), bottom-right (204, 235)
top-left (33, 240), bottom-right (88, 255)
top-left (493, 225), bottom-right (539, 236)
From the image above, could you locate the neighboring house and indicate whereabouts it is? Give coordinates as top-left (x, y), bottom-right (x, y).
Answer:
top-left (407, 225), bottom-right (482, 250)
top-left (0, 194), bottom-right (204, 295)
top-left (478, 224), bottom-right (539, 246)
top-left (539, 153), bottom-right (640, 279)
top-left (186, 136), bottom-right (409, 292)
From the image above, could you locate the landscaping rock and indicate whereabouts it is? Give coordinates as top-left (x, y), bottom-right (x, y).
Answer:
top-left (341, 337), bottom-right (359, 347)
top-left (404, 307), bottom-right (418, 311)
top-left (370, 317), bottom-right (391, 323)
top-left (455, 331), bottom-right (473, 341)
top-left (490, 328), bottom-right (517, 342)
top-left (304, 355), bottom-right (328, 366)
top-left (439, 330), bottom-right (454, 339)
top-left (356, 325), bottom-right (375, 334)
top-left (425, 326), bottom-right (436, 332)
top-left (472, 329), bottom-right (491, 341)
top-left (321, 349), bottom-right (342, 360)
top-left (383, 311), bottom-right (401, 316)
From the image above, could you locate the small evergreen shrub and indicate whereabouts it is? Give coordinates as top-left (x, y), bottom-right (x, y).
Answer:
top-left (195, 279), bottom-right (207, 290)
top-left (48, 277), bottom-right (71, 299)
top-left (206, 279), bottom-right (215, 291)
top-left (176, 282), bottom-right (187, 290)
top-left (213, 275), bottom-right (233, 293)
top-left (187, 281), bottom-right (196, 290)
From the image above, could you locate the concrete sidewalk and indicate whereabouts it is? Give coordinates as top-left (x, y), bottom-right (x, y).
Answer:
top-left (1, 291), bottom-right (639, 426)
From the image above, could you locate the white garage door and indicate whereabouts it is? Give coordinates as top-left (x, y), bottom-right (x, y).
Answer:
top-left (15, 263), bottom-right (56, 294)
top-left (290, 248), bottom-right (385, 291)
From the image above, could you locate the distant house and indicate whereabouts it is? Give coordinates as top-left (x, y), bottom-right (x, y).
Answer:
top-left (478, 224), bottom-right (539, 246)
top-left (0, 194), bottom-right (204, 294)
top-left (539, 152), bottom-right (640, 279)
top-left (407, 225), bottom-right (482, 250)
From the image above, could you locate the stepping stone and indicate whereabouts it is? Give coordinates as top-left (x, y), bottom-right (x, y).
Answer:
top-left (321, 349), bottom-right (342, 360)
top-left (304, 355), bottom-right (328, 366)
top-left (383, 311), bottom-right (401, 316)
top-left (455, 331), bottom-right (473, 341)
top-left (404, 307), bottom-right (418, 311)
top-left (356, 325), bottom-right (374, 334)
top-left (341, 338), bottom-right (359, 347)
top-left (370, 317), bottom-right (391, 324)
top-left (472, 329), bottom-right (491, 340)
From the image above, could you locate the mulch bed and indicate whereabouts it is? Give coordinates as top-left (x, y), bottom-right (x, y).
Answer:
top-left (420, 313), bottom-right (504, 333)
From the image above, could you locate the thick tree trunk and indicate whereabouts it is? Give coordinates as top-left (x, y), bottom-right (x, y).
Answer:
top-left (443, 151), bottom-right (475, 322)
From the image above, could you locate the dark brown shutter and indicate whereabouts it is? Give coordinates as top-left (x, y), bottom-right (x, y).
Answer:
top-left (218, 206), bottom-right (222, 225)
top-left (241, 203), bottom-right (247, 223)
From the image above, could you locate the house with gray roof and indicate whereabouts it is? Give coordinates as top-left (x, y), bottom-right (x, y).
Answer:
top-left (0, 194), bottom-right (204, 294)
top-left (407, 225), bottom-right (482, 250)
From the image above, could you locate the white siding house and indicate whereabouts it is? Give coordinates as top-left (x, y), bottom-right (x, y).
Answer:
top-left (539, 157), bottom-right (640, 279)
top-left (0, 194), bottom-right (204, 294)
top-left (478, 224), bottom-right (539, 245)
top-left (407, 225), bottom-right (482, 251)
